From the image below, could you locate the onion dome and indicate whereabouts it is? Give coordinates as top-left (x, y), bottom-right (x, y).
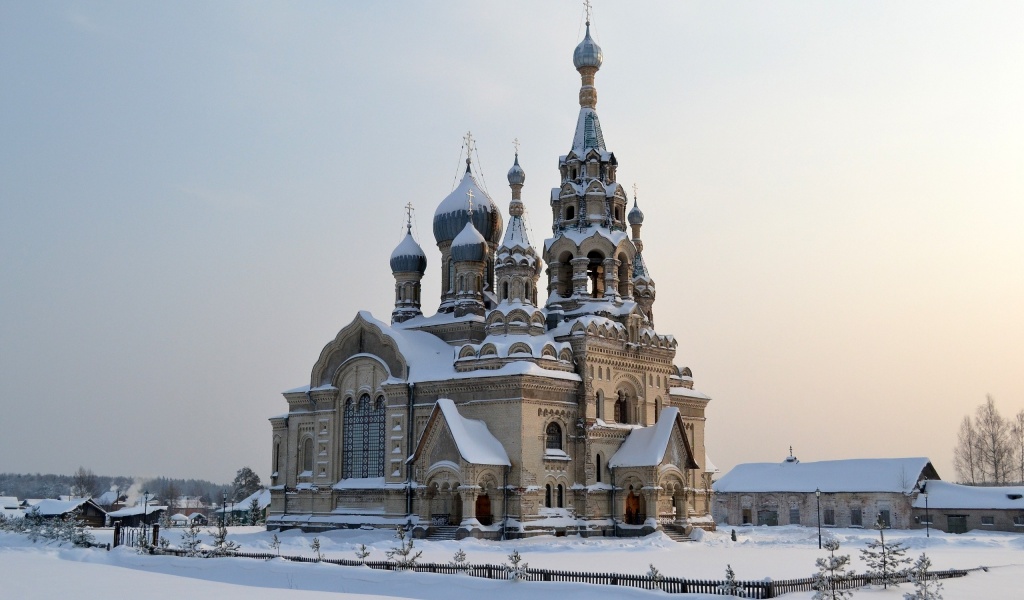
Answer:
top-left (628, 198), bottom-right (645, 225)
top-left (507, 153), bottom-right (526, 186)
top-left (450, 220), bottom-right (487, 262)
top-left (390, 229), bottom-right (427, 274)
top-left (433, 161), bottom-right (503, 246)
top-left (573, 22), bottom-right (603, 70)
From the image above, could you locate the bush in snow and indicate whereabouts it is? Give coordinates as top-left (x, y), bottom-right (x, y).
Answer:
top-left (647, 563), bottom-right (664, 590)
top-left (269, 533), bottom-right (281, 557)
top-left (210, 523), bottom-right (240, 556)
top-left (505, 549), bottom-right (528, 581)
top-left (310, 537), bottom-right (322, 561)
top-left (450, 548), bottom-right (469, 572)
top-left (812, 537), bottom-right (854, 600)
top-left (355, 543), bottom-right (371, 564)
top-left (860, 516), bottom-right (911, 588)
top-left (385, 526), bottom-right (422, 569)
top-left (248, 497), bottom-right (263, 525)
top-left (23, 507), bottom-right (45, 543)
top-left (718, 564), bottom-right (744, 597)
top-left (903, 553), bottom-right (943, 600)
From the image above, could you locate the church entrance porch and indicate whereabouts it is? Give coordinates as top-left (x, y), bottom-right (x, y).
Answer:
top-left (623, 486), bottom-right (646, 525)
top-left (426, 481), bottom-right (462, 526)
top-left (475, 493), bottom-right (492, 526)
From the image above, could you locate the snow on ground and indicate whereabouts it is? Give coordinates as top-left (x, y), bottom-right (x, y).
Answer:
top-left (1, 525), bottom-right (1022, 599)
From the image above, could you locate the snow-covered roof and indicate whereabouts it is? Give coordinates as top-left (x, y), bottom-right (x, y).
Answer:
top-left (544, 226), bottom-right (628, 253)
top-left (705, 454), bottom-right (719, 474)
top-left (670, 386), bottom-right (711, 400)
top-left (409, 399), bottom-right (510, 466)
top-left (913, 480), bottom-right (1024, 510)
top-left (608, 408), bottom-right (698, 469)
top-left (94, 490), bottom-right (120, 505)
top-left (237, 488), bottom-right (272, 509)
top-left (0, 496), bottom-right (20, 509)
top-left (106, 504), bottom-right (168, 517)
top-left (713, 457), bottom-right (935, 494)
top-left (30, 498), bottom-right (96, 516)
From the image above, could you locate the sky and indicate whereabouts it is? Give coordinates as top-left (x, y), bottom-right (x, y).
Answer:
top-left (1, 1), bottom-right (1022, 486)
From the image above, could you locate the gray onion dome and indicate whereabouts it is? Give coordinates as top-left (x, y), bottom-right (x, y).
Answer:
top-left (573, 23), bottom-right (603, 70)
top-left (507, 153), bottom-right (525, 186)
top-left (390, 230), bottom-right (427, 274)
top-left (432, 162), bottom-right (503, 246)
top-left (450, 220), bottom-right (487, 262)
top-left (628, 199), bottom-right (645, 225)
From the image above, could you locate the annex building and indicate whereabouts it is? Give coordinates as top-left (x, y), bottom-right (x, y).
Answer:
top-left (267, 21), bottom-right (715, 539)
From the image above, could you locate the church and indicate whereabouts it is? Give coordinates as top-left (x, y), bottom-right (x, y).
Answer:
top-left (267, 20), bottom-right (715, 539)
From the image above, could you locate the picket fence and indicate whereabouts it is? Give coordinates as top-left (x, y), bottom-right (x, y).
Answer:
top-left (154, 548), bottom-right (970, 598)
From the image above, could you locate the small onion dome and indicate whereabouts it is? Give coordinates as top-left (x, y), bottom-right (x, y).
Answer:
top-left (390, 230), bottom-right (427, 274)
top-left (450, 220), bottom-right (487, 262)
top-left (507, 153), bottom-right (526, 186)
top-left (627, 199), bottom-right (645, 225)
top-left (433, 163), bottom-right (503, 246)
top-left (573, 23), bottom-right (603, 70)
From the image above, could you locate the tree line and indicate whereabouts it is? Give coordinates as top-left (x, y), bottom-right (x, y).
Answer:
top-left (953, 395), bottom-right (1024, 485)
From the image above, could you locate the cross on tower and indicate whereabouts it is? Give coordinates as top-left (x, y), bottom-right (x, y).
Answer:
top-left (466, 188), bottom-right (475, 216)
top-left (632, 182), bottom-right (638, 201)
top-left (513, 137), bottom-right (520, 156)
top-left (584, 0), bottom-right (592, 25)
top-left (404, 202), bottom-right (414, 233)
top-left (463, 131), bottom-right (476, 162)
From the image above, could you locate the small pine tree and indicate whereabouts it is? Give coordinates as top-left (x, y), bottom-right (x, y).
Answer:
top-left (269, 533), bottom-right (281, 557)
top-left (159, 510), bottom-right (173, 530)
top-left (385, 527), bottom-right (422, 569)
top-left (904, 554), bottom-right (944, 600)
top-left (211, 523), bottom-right (240, 556)
top-left (812, 537), bottom-right (854, 600)
top-left (505, 549), bottom-right (529, 581)
top-left (24, 507), bottom-right (44, 543)
top-left (248, 497), bottom-right (263, 525)
top-left (860, 515), bottom-right (912, 588)
top-left (718, 564), bottom-right (744, 597)
top-left (355, 543), bottom-right (371, 564)
top-left (180, 521), bottom-right (202, 557)
top-left (310, 537), bottom-right (322, 561)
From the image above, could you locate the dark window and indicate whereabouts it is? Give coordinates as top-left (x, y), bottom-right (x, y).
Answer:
top-left (790, 507), bottom-right (800, 525)
top-left (566, 205), bottom-right (576, 221)
top-left (557, 484), bottom-right (564, 508)
top-left (546, 422), bottom-right (562, 451)
top-left (1013, 515), bottom-right (1024, 526)
top-left (545, 484), bottom-right (552, 508)
top-left (981, 516), bottom-right (995, 526)
top-left (823, 508), bottom-right (835, 526)
top-left (878, 509), bottom-right (891, 528)
top-left (342, 393), bottom-right (386, 479)
top-left (301, 437), bottom-right (313, 473)
top-left (850, 508), bottom-right (863, 527)
top-left (758, 510), bottom-right (779, 526)
top-left (595, 454), bottom-right (602, 483)
top-left (742, 509), bottom-right (751, 524)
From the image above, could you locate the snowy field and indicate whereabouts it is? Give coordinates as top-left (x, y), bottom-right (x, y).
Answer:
top-left (2, 525), bottom-right (1021, 599)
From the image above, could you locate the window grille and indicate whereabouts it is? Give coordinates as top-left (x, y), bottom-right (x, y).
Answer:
top-left (342, 394), bottom-right (385, 478)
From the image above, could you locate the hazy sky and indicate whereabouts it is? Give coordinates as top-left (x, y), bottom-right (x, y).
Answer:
top-left (2, 2), bottom-right (1022, 486)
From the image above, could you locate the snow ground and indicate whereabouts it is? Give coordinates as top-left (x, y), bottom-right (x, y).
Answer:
top-left (1, 525), bottom-right (1021, 599)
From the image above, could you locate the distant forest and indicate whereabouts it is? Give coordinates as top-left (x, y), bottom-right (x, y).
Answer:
top-left (0, 472), bottom-right (230, 505)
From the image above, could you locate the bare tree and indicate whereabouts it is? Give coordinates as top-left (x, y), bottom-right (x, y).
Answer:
top-left (71, 467), bottom-right (99, 498)
top-left (975, 396), bottom-right (1011, 484)
top-left (953, 416), bottom-right (980, 484)
top-left (1011, 410), bottom-right (1024, 485)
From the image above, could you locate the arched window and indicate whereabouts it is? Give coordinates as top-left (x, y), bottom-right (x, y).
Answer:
top-left (595, 454), bottom-right (602, 483)
top-left (587, 251), bottom-right (605, 297)
top-left (301, 437), bottom-right (313, 473)
top-left (273, 441), bottom-right (281, 476)
top-left (343, 393), bottom-right (385, 479)
top-left (655, 398), bottom-right (662, 422)
top-left (502, 280), bottom-right (509, 300)
top-left (448, 257), bottom-right (455, 292)
top-left (566, 205), bottom-right (576, 221)
top-left (595, 390), bottom-right (603, 420)
top-left (545, 484), bottom-right (552, 508)
top-left (615, 391), bottom-right (628, 424)
top-left (557, 484), bottom-right (564, 508)
top-left (545, 422), bottom-right (562, 451)
top-left (459, 274), bottom-right (465, 293)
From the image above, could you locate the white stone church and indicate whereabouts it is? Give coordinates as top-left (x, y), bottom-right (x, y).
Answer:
top-left (267, 21), bottom-right (715, 539)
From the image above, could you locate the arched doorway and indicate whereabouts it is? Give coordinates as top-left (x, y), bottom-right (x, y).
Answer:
top-left (624, 486), bottom-right (646, 525)
top-left (475, 493), bottom-right (492, 525)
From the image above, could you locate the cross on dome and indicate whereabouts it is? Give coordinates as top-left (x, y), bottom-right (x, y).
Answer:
top-left (404, 202), bottom-right (414, 234)
top-left (466, 188), bottom-right (474, 216)
top-left (584, 0), bottom-right (592, 25)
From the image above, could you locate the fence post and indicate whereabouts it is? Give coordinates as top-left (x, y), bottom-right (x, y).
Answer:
top-left (152, 524), bottom-right (160, 547)
top-left (112, 522), bottom-right (121, 548)
top-left (764, 577), bottom-right (774, 598)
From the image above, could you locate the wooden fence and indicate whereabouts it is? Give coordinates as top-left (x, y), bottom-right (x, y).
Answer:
top-left (152, 547), bottom-right (970, 598)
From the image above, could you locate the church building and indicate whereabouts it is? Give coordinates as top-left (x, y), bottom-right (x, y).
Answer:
top-left (267, 20), bottom-right (715, 539)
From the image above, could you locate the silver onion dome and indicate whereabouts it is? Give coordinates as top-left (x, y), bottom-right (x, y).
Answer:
top-left (432, 163), bottom-right (503, 246)
top-left (628, 199), bottom-right (645, 225)
top-left (573, 23), bottom-right (603, 70)
top-left (450, 220), bottom-right (487, 262)
top-left (390, 230), bottom-right (427, 274)
top-left (507, 153), bottom-right (525, 186)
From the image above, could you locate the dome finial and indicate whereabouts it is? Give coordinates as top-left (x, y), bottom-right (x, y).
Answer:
top-left (463, 131), bottom-right (475, 173)
top-left (628, 182), bottom-right (645, 225)
top-left (584, 0), bottom-right (592, 27)
top-left (404, 201), bottom-right (414, 234)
